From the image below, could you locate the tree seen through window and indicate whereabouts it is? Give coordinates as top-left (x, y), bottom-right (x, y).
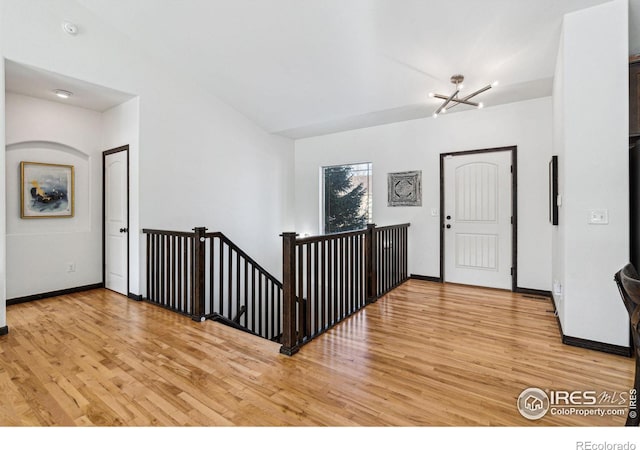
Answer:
top-left (323, 163), bottom-right (372, 234)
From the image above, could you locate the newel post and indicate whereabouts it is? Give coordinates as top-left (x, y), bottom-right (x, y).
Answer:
top-left (192, 227), bottom-right (207, 322)
top-left (365, 223), bottom-right (378, 304)
top-left (280, 232), bottom-right (300, 356)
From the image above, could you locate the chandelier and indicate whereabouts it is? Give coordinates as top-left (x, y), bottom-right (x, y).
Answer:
top-left (429, 74), bottom-right (498, 118)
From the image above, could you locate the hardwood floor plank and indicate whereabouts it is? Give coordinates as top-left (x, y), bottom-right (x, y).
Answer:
top-left (0, 282), bottom-right (634, 426)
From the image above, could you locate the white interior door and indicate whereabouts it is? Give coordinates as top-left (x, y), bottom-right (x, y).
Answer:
top-left (105, 150), bottom-right (128, 295)
top-left (443, 151), bottom-right (512, 290)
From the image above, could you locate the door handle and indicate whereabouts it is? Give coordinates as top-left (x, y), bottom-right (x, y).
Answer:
top-left (119, 228), bottom-right (128, 233)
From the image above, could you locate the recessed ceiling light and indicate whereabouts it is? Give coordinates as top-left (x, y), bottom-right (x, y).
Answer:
top-left (54, 89), bottom-right (73, 99)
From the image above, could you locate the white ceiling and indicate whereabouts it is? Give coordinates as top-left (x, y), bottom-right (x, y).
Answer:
top-left (5, 60), bottom-right (134, 112)
top-left (7, 0), bottom-right (638, 137)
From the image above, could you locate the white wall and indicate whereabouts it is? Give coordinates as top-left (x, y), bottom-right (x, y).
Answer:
top-left (102, 97), bottom-right (140, 294)
top-left (0, 55), bottom-right (6, 329)
top-left (295, 97), bottom-right (553, 290)
top-left (137, 86), bottom-right (295, 282)
top-left (552, 28), bottom-right (567, 324)
top-left (552, 0), bottom-right (630, 347)
top-left (1, 0), bottom-right (295, 315)
top-left (5, 93), bottom-right (103, 298)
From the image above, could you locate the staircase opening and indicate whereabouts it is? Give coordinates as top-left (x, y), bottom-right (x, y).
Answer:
top-left (142, 223), bottom-right (410, 354)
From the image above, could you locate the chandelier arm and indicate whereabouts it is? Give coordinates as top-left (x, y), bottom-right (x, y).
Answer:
top-left (435, 89), bottom-right (459, 114)
top-left (433, 93), bottom-right (477, 106)
top-left (431, 76), bottom-right (496, 117)
top-left (450, 98), bottom-right (480, 107)
top-left (458, 84), bottom-right (492, 102)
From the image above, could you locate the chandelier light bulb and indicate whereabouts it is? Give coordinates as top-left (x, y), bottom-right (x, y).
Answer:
top-left (441, 108), bottom-right (447, 113)
top-left (492, 80), bottom-right (499, 87)
top-left (432, 113), bottom-right (438, 118)
top-left (458, 84), bottom-right (464, 90)
top-left (428, 92), bottom-right (435, 98)
top-left (478, 102), bottom-right (484, 109)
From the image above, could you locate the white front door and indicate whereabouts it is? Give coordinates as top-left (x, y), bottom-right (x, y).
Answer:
top-left (105, 150), bottom-right (128, 295)
top-left (443, 151), bottom-right (512, 290)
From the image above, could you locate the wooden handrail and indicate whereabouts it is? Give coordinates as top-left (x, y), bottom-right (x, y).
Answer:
top-left (295, 228), bottom-right (366, 244)
top-left (144, 228), bottom-right (282, 288)
top-left (142, 228), bottom-right (196, 237)
top-left (375, 223), bottom-right (411, 231)
top-left (142, 222), bottom-right (410, 355)
top-left (215, 232), bottom-right (283, 289)
top-left (279, 222), bottom-right (410, 355)
top-left (295, 224), bottom-right (409, 244)
top-left (280, 232), bottom-right (299, 356)
top-left (208, 313), bottom-right (262, 338)
top-left (143, 226), bottom-right (285, 341)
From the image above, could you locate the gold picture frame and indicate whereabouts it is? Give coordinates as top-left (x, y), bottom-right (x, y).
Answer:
top-left (20, 161), bottom-right (75, 218)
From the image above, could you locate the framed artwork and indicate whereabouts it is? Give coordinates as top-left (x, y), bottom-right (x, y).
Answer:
top-left (388, 170), bottom-right (422, 207)
top-left (549, 155), bottom-right (558, 225)
top-left (21, 161), bottom-right (74, 218)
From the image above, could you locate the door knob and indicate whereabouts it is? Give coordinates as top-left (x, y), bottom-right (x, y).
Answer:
top-left (119, 227), bottom-right (128, 233)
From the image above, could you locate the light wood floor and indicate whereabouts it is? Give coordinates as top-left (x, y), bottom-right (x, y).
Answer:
top-left (0, 280), bottom-right (634, 426)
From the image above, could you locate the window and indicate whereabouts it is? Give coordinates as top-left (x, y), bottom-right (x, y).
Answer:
top-left (322, 162), bottom-right (372, 234)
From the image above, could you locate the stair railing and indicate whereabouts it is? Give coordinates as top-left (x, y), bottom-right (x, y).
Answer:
top-left (143, 222), bottom-right (410, 354)
top-left (279, 223), bottom-right (410, 355)
top-left (143, 227), bottom-right (282, 341)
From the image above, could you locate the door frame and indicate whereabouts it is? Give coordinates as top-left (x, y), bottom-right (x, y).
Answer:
top-left (102, 145), bottom-right (130, 295)
top-left (439, 145), bottom-right (518, 291)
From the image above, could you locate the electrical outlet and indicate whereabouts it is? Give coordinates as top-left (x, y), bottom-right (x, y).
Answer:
top-left (67, 263), bottom-right (76, 273)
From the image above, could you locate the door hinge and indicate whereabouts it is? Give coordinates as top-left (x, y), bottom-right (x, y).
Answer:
top-left (510, 267), bottom-right (514, 275)
top-left (510, 165), bottom-right (513, 173)
top-left (510, 216), bottom-right (513, 224)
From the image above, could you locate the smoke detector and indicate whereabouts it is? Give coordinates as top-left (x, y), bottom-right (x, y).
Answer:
top-left (62, 21), bottom-right (79, 36)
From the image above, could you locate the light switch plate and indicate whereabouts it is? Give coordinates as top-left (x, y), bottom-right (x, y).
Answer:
top-left (588, 209), bottom-right (608, 225)
top-left (431, 208), bottom-right (439, 217)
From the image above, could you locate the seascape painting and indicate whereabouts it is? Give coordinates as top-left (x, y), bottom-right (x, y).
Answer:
top-left (21, 162), bottom-right (74, 218)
